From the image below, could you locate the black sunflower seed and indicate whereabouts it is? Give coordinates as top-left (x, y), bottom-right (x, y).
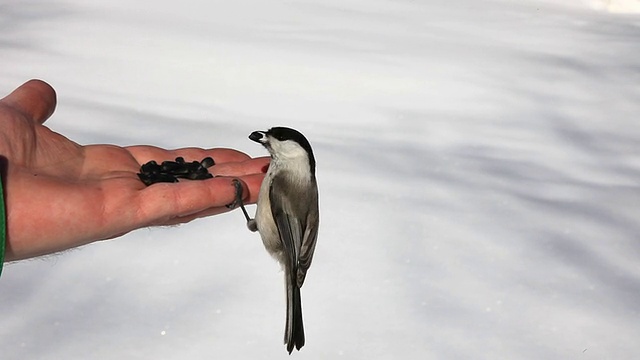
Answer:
top-left (201, 156), bottom-right (215, 168)
top-left (138, 156), bottom-right (216, 186)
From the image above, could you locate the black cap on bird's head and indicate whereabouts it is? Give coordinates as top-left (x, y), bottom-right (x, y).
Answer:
top-left (249, 127), bottom-right (316, 174)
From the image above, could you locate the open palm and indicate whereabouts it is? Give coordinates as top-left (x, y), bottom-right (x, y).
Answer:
top-left (0, 80), bottom-right (267, 261)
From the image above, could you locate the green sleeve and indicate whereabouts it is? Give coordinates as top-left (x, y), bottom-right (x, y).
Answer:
top-left (0, 172), bottom-right (5, 277)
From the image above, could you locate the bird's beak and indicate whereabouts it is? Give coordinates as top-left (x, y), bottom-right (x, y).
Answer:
top-left (249, 131), bottom-right (266, 143)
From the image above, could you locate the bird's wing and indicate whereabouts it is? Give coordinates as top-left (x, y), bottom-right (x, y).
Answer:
top-left (269, 176), bottom-right (303, 283)
top-left (269, 174), bottom-right (319, 287)
top-left (297, 189), bottom-right (318, 287)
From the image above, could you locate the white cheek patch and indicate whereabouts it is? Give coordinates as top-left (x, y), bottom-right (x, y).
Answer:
top-left (269, 139), bottom-right (312, 180)
top-left (271, 139), bottom-right (308, 159)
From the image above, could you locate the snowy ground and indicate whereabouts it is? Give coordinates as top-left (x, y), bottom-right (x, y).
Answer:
top-left (1, 0), bottom-right (640, 359)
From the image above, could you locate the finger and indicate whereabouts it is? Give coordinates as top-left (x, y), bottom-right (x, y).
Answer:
top-left (234, 173), bottom-right (264, 203)
top-left (134, 173), bottom-right (265, 226)
top-left (159, 206), bottom-right (235, 226)
top-left (211, 157), bottom-right (270, 177)
top-left (1, 79), bottom-right (57, 124)
top-left (126, 146), bottom-right (251, 165)
top-left (158, 174), bottom-right (265, 226)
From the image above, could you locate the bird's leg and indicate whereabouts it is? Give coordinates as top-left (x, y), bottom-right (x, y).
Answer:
top-left (228, 179), bottom-right (250, 221)
top-left (228, 179), bottom-right (258, 232)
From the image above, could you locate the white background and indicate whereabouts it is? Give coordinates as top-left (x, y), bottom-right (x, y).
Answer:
top-left (1, 0), bottom-right (639, 359)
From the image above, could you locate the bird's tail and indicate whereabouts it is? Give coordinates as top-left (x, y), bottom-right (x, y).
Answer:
top-left (285, 276), bottom-right (305, 354)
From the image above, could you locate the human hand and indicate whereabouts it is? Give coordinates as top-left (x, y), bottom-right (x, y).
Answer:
top-left (0, 79), bottom-right (268, 261)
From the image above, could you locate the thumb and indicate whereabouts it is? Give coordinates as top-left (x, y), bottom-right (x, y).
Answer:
top-left (2, 79), bottom-right (57, 124)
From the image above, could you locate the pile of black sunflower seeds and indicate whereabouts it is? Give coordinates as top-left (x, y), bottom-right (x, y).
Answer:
top-left (138, 156), bottom-right (215, 186)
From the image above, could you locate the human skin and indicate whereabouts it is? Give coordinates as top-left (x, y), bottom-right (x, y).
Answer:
top-left (0, 79), bottom-right (268, 261)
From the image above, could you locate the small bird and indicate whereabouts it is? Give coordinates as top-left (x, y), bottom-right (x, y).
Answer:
top-left (232, 127), bottom-right (319, 354)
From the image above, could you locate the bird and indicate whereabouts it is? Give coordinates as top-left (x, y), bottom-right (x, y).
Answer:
top-left (231, 126), bottom-right (319, 354)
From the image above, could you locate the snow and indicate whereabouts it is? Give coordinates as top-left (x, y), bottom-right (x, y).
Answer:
top-left (1, 0), bottom-right (640, 359)
top-left (590, 0), bottom-right (640, 13)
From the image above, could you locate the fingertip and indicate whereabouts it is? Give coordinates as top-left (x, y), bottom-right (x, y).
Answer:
top-left (29, 79), bottom-right (57, 122)
top-left (217, 175), bottom-right (260, 205)
top-left (3, 79), bottom-right (57, 123)
top-left (24, 79), bottom-right (56, 94)
top-left (253, 156), bottom-right (270, 173)
top-left (210, 156), bottom-right (270, 177)
top-left (239, 173), bottom-right (265, 203)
